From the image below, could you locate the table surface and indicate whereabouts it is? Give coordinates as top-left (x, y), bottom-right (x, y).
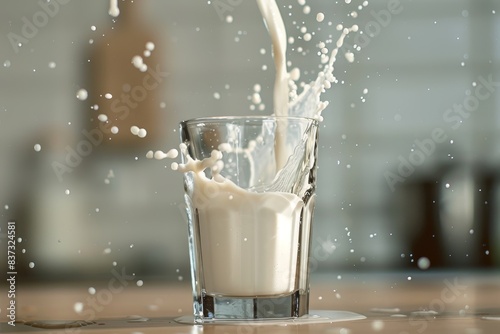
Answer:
top-left (2, 271), bottom-right (500, 334)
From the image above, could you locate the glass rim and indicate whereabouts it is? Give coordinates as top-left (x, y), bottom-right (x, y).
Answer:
top-left (180, 115), bottom-right (319, 126)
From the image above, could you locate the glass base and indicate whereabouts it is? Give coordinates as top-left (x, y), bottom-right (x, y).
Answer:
top-left (197, 290), bottom-right (308, 321)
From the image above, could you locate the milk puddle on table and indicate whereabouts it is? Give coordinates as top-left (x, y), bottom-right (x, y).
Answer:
top-left (175, 310), bottom-right (365, 326)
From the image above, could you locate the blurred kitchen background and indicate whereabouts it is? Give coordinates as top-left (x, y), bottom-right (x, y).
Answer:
top-left (0, 0), bottom-right (499, 283)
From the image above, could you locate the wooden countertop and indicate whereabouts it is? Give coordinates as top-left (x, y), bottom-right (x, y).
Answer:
top-left (2, 271), bottom-right (500, 333)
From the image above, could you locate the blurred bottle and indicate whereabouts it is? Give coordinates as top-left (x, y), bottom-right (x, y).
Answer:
top-left (86, 0), bottom-right (170, 149)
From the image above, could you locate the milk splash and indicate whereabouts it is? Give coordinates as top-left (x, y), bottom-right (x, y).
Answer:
top-left (153, 2), bottom-right (358, 171)
top-left (147, 0), bottom-right (359, 305)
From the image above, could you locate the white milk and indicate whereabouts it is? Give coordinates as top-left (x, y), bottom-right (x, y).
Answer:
top-left (179, 145), bottom-right (304, 295)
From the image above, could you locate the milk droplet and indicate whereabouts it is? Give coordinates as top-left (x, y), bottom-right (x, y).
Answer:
top-left (303, 5), bottom-right (311, 14)
top-left (303, 33), bottom-right (312, 41)
top-left (74, 302), bottom-right (84, 314)
top-left (145, 42), bottom-right (155, 51)
top-left (252, 93), bottom-right (261, 104)
top-left (4, 205), bottom-right (9, 210)
top-left (166, 149), bottom-right (178, 158)
top-left (213, 92), bottom-right (221, 99)
top-left (226, 15), bottom-right (233, 23)
top-left (65, 189), bottom-right (70, 195)
top-left (132, 55), bottom-right (143, 68)
top-left (103, 248), bottom-right (111, 254)
top-left (88, 287), bottom-right (96, 295)
top-left (111, 126), bottom-right (119, 134)
top-left (109, 0), bottom-right (120, 17)
top-left (345, 52), bottom-right (355, 63)
top-left (137, 128), bottom-right (147, 138)
top-left (289, 68), bottom-right (300, 81)
top-left (137, 280), bottom-right (144, 287)
top-left (152, 149), bottom-right (178, 160)
top-left (98, 114), bottom-right (108, 122)
top-left (371, 320), bottom-right (385, 331)
top-left (104, 93), bottom-right (113, 99)
top-left (316, 13), bottom-right (325, 22)
top-left (91, 25), bottom-right (97, 31)
top-left (130, 126), bottom-right (140, 135)
top-left (76, 89), bottom-right (88, 101)
top-left (146, 150), bottom-right (154, 159)
top-left (29, 262), bottom-right (35, 268)
top-left (417, 257), bottom-right (430, 270)
top-left (3, 60), bottom-right (11, 68)
top-left (48, 62), bottom-right (56, 69)
top-left (34, 144), bottom-right (41, 152)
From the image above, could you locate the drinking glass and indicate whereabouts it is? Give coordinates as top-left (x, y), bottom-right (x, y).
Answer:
top-left (179, 116), bottom-right (319, 322)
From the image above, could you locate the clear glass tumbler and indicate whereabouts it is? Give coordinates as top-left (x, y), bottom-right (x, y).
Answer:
top-left (179, 116), bottom-right (319, 322)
